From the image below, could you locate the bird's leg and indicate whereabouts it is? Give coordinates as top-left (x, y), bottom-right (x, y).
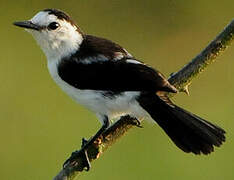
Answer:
top-left (63, 116), bottom-right (109, 171)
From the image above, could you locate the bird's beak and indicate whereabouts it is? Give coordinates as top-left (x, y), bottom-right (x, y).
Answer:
top-left (13, 21), bottom-right (41, 31)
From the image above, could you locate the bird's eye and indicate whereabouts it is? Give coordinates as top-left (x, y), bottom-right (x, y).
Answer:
top-left (48, 22), bottom-right (60, 30)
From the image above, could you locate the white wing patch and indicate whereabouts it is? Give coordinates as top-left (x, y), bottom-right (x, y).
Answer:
top-left (81, 54), bottom-right (109, 64)
top-left (126, 59), bottom-right (142, 64)
top-left (113, 52), bottom-right (124, 60)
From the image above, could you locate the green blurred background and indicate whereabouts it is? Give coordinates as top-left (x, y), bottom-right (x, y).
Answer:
top-left (1, 0), bottom-right (234, 179)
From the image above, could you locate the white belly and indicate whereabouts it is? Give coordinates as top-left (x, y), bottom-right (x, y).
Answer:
top-left (47, 60), bottom-right (149, 123)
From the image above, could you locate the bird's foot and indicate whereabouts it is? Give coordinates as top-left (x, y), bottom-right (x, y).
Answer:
top-left (63, 118), bottom-right (109, 171)
top-left (63, 138), bottom-right (91, 171)
top-left (131, 118), bottom-right (143, 128)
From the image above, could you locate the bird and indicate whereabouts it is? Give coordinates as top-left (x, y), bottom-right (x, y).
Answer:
top-left (14, 9), bottom-right (225, 170)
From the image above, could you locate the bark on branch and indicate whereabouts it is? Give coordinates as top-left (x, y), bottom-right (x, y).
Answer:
top-left (53, 19), bottom-right (234, 180)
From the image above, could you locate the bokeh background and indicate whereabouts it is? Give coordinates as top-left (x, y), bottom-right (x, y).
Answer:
top-left (1, 0), bottom-right (234, 179)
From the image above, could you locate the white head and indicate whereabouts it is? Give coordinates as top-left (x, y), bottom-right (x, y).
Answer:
top-left (14, 9), bottom-right (84, 60)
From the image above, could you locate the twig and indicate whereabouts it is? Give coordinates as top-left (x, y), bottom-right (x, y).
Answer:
top-left (53, 19), bottom-right (234, 180)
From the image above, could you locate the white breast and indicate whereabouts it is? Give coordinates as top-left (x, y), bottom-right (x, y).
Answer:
top-left (47, 59), bottom-right (150, 123)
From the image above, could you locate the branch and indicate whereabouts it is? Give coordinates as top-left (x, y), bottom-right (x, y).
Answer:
top-left (53, 19), bottom-right (234, 180)
top-left (168, 20), bottom-right (234, 95)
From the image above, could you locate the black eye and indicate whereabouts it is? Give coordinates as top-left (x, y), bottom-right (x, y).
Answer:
top-left (48, 22), bottom-right (60, 30)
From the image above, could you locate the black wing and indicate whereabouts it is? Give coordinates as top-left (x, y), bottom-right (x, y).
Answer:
top-left (57, 35), bottom-right (177, 93)
top-left (58, 59), bottom-right (177, 93)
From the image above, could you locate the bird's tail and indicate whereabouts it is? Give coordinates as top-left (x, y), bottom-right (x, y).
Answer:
top-left (138, 93), bottom-right (226, 154)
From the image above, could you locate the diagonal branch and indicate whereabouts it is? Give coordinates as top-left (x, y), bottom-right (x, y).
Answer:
top-left (53, 19), bottom-right (234, 180)
top-left (168, 19), bottom-right (234, 95)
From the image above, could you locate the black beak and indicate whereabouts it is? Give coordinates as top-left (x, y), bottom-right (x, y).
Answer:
top-left (13, 21), bottom-right (41, 31)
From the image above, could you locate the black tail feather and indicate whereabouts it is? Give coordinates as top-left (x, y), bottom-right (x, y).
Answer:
top-left (138, 93), bottom-right (226, 155)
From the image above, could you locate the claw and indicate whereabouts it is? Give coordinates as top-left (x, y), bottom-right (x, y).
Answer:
top-left (63, 150), bottom-right (80, 168)
top-left (63, 149), bottom-right (91, 171)
top-left (82, 137), bottom-right (89, 147)
top-left (132, 118), bottom-right (143, 128)
top-left (63, 117), bottom-right (109, 171)
top-left (63, 137), bottom-right (91, 170)
top-left (83, 149), bottom-right (91, 171)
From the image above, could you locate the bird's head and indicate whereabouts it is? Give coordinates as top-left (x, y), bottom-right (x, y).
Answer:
top-left (14, 9), bottom-right (83, 60)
